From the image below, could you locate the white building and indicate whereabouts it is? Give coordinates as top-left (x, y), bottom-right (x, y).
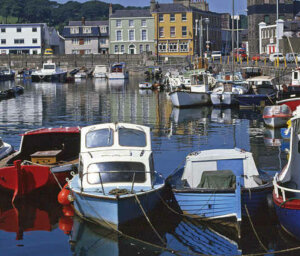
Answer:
top-left (0, 23), bottom-right (64, 55)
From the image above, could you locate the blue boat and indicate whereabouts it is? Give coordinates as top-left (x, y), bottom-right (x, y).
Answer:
top-left (167, 148), bottom-right (272, 225)
top-left (68, 122), bottom-right (165, 230)
top-left (273, 106), bottom-right (300, 238)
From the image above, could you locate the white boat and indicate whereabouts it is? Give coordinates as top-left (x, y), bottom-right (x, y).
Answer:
top-left (67, 122), bottom-right (165, 229)
top-left (93, 65), bottom-right (108, 78)
top-left (169, 74), bottom-right (211, 108)
top-left (139, 82), bottom-right (152, 89)
top-left (263, 105), bottom-right (292, 128)
top-left (0, 138), bottom-right (13, 160)
top-left (74, 70), bottom-right (87, 79)
top-left (31, 60), bottom-right (67, 82)
top-left (108, 63), bottom-right (129, 80)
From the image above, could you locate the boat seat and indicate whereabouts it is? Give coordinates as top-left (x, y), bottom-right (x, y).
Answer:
top-left (197, 170), bottom-right (236, 189)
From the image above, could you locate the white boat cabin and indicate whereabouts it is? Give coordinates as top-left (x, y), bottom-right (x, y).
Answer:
top-left (245, 76), bottom-right (277, 94)
top-left (292, 68), bottom-right (300, 86)
top-left (79, 123), bottom-right (154, 190)
top-left (181, 149), bottom-right (260, 189)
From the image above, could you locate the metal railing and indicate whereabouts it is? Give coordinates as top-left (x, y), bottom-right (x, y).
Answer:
top-left (273, 173), bottom-right (300, 202)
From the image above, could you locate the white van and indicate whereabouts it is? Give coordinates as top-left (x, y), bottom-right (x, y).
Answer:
top-left (269, 53), bottom-right (284, 63)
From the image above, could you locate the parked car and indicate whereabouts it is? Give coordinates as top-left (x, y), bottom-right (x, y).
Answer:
top-left (233, 48), bottom-right (247, 60)
top-left (260, 53), bottom-right (269, 62)
top-left (251, 54), bottom-right (261, 61)
top-left (286, 53), bottom-right (300, 63)
top-left (211, 51), bottom-right (222, 60)
top-left (269, 53), bottom-right (284, 63)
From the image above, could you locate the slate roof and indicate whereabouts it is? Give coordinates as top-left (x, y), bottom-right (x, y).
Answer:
top-left (62, 27), bottom-right (100, 38)
top-left (110, 9), bottom-right (152, 18)
top-left (152, 3), bottom-right (191, 13)
top-left (68, 20), bottom-right (109, 26)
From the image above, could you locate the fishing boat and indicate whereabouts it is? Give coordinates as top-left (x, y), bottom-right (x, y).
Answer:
top-left (0, 138), bottom-right (14, 160)
top-left (277, 97), bottom-right (300, 112)
top-left (167, 148), bottom-right (272, 224)
top-left (74, 69), bottom-right (87, 79)
top-left (66, 122), bottom-right (165, 229)
top-left (263, 105), bottom-right (292, 128)
top-left (31, 60), bottom-right (67, 82)
top-left (108, 62), bottom-right (129, 80)
top-left (169, 74), bottom-right (211, 108)
top-left (0, 127), bottom-right (80, 201)
top-left (278, 68), bottom-right (300, 99)
top-left (138, 82), bottom-right (153, 89)
top-left (273, 106), bottom-right (300, 238)
top-left (93, 65), bottom-right (108, 79)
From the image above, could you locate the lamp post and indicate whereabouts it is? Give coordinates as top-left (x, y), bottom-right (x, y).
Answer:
top-left (204, 18), bottom-right (210, 55)
top-left (195, 18), bottom-right (204, 58)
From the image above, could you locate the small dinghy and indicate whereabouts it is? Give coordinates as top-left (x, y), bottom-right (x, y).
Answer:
top-left (263, 105), bottom-right (292, 128)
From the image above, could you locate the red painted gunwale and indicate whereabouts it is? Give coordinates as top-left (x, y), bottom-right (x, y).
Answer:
top-left (263, 114), bottom-right (292, 119)
top-left (277, 98), bottom-right (300, 111)
top-left (21, 127), bottom-right (80, 136)
top-left (273, 191), bottom-right (300, 210)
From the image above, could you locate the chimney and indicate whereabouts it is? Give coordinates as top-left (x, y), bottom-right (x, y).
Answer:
top-left (81, 17), bottom-right (85, 26)
top-left (109, 3), bottom-right (113, 16)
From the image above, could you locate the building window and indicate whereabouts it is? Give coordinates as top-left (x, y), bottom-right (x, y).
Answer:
top-left (85, 49), bottom-right (91, 54)
top-left (14, 39), bottom-right (24, 44)
top-left (100, 38), bottom-right (106, 45)
top-left (83, 27), bottom-right (91, 34)
top-left (182, 13), bottom-right (187, 22)
top-left (70, 27), bottom-right (79, 34)
top-left (72, 38), bottom-right (79, 45)
top-left (169, 42), bottom-right (178, 52)
top-left (279, 0), bottom-right (284, 3)
top-left (1, 28), bottom-right (5, 33)
top-left (129, 20), bottom-right (134, 27)
top-left (1, 39), bottom-right (6, 44)
top-left (33, 50), bottom-right (38, 54)
top-left (115, 45), bottom-right (119, 53)
top-left (159, 14), bottom-right (164, 22)
top-left (116, 30), bottom-right (122, 41)
top-left (264, 0), bottom-right (269, 3)
top-left (146, 44), bottom-right (150, 52)
top-left (116, 20), bottom-right (121, 27)
top-left (159, 27), bottom-right (164, 38)
top-left (170, 26), bottom-right (175, 37)
top-left (72, 50), bottom-right (79, 54)
top-left (182, 26), bottom-right (187, 37)
top-left (17, 28), bottom-right (21, 32)
top-left (84, 38), bottom-right (91, 44)
top-left (180, 42), bottom-right (188, 52)
top-left (141, 19), bottom-right (146, 27)
top-left (32, 38), bottom-right (37, 44)
top-left (264, 15), bottom-right (270, 24)
top-left (121, 45), bottom-right (124, 53)
top-left (129, 30), bottom-right (135, 41)
top-left (32, 27), bottom-right (37, 32)
top-left (170, 14), bottom-right (175, 22)
top-left (140, 44), bottom-right (143, 53)
top-left (279, 15), bottom-right (285, 20)
top-left (141, 30), bottom-right (147, 41)
top-left (158, 43), bottom-right (167, 52)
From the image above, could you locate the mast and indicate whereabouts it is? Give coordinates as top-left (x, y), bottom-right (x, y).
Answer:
top-left (231, 0), bottom-right (235, 82)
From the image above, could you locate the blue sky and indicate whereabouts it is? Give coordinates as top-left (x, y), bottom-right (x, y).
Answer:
top-left (59, 0), bottom-right (247, 15)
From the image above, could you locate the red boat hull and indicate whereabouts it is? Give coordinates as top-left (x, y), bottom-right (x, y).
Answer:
top-left (277, 98), bottom-right (300, 111)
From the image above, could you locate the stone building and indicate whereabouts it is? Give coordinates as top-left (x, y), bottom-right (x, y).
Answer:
top-left (247, 0), bottom-right (299, 57)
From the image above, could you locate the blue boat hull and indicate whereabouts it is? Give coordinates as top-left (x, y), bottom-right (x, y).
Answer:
top-left (234, 94), bottom-right (274, 107)
top-left (72, 186), bottom-right (164, 229)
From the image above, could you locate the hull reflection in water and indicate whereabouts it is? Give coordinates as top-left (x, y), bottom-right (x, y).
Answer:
top-left (171, 106), bottom-right (211, 124)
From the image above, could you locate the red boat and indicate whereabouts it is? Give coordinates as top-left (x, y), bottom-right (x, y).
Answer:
top-left (0, 127), bottom-right (80, 201)
top-left (277, 97), bottom-right (300, 111)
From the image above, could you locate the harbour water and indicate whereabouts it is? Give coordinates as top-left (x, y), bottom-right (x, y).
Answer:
top-left (0, 75), bottom-right (300, 255)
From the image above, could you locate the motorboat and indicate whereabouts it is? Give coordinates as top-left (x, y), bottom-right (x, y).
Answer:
top-left (263, 105), bottom-right (292, 128)
top-left (74, 69), bottom-right (87, 79)
top-left (273, 106), bottom-right (300, 238)
top-left (0, 127), bottom-right (80, 201)
top-left (277, 68), bottom-right (300, 100)
top-left (139, 82), bottom-right (153, 89)
top-left (167, 148), bottom-right (272, 224)
top-left (31, 60), bottom-right (67, 82)
top-left (0, 138), bottom-right (14, 160)
top-left (108, 62), bottom-right (129, 80)
top-left (169, 73), bottom-right (211, 108)
top-left (93, 65), bottom-right (108, 78)
top-left (66, 122), bottom-right (165, 229)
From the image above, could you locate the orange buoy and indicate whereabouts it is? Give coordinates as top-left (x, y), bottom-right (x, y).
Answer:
top-left (62, 205), bottom-right (75, 217)
top-left (58, 183), bottom-right (71, 205)
top-left (59, 216), bottom-right (73, 234)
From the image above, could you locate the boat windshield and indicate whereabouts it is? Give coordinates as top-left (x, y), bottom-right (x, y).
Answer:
top-left (86, 128), bottom-right (113, 148)
top-left (87, 161), bottom-right (146, 184)
top-left (118, 127), bottom-right (146, 147)
top-left (43, 65), bottom-right (55, 70)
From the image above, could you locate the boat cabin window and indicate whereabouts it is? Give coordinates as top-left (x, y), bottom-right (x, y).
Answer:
top-left (294, 72), bottom-right (298, 80)
top-left (43, 65), bottom-right (55, 70)
top-left (87, 162), bottom-right (146, 184)
top-left (86, 128), bottom-right (113, 148)
top-left (118, 128), bottom-right (146, 147)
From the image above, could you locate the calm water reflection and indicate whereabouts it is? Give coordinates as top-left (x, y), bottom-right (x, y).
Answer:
top-left (0, 76), bottom-right (299, 255)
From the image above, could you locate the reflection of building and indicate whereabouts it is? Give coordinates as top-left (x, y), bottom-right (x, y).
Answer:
top-left (109, 7), bottom-right (155, 55)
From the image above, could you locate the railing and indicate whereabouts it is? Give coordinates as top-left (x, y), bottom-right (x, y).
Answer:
top-left (80, 170), bottom-right (154, 194)
top-left (273, 173), bottom-right (300, 202)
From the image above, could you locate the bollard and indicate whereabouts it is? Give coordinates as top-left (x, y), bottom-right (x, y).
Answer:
top-left (284, 57), bottom-right (287, 68)
top-left (220, 56), bottom-right (222, 64)
top-left (296, 56), bottom-right (298, 66)
top-left (264, 58), bottom-right (266, 66)
top-left (227, 56), bottom-right (230, 65)
top-left (247, 56), bottom-right (249, 65)
top-left (255, 59), bottom-right (258, 66)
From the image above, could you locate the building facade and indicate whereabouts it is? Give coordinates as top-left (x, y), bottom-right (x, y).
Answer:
top-left (0, 23), bottom-right (62, 54)
top-left (109, 9), bottom-right (155, 55)
top-left (247, 0), bottom-right (300, 56)
top-left (151, 0), bottom-right (222, 57)
top-left (62, 19), bottom-right (109, 54)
